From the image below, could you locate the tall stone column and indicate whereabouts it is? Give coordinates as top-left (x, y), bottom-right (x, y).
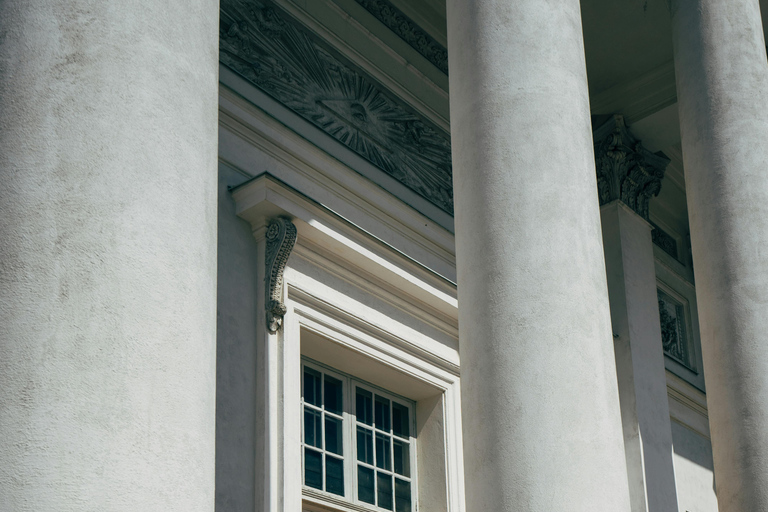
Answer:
top-left (595, 117), bottom-right (679, 512)
top-left (671, 0), bottom-right (768, 509)
top-left (446, 1), bottom-right (631, 510)
top-left (0, 1), bottom-right (219, 511)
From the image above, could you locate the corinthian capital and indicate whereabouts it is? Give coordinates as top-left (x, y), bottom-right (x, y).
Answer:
top-left (593, 115), bottom-right (670, 220)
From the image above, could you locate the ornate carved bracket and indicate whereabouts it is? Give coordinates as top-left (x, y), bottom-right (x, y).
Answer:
top-left (264, 217), bottom-right (297, 333)
top-left (593, 115), bottom-right (670, 220)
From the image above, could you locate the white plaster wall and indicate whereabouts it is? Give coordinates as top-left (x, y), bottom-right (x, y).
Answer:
top-left (671, 422), bottom-right (718, 512)
top-left (215, 164), bottom-right (261, 511)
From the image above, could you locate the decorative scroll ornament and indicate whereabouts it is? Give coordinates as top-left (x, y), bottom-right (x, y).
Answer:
top-left (264, 217), bottom-right (297, 333)
top-left (219, 0), bottom-right (454, 215)
top-left (593, 115), bottom-right (670, 220)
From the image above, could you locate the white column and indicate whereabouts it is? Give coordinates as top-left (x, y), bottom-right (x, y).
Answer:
top-left (671, 0), bottom-right (768, 509)
top-left (0, 1), bottom-right (219, 510)
top-left (446, 1), bottom-right (632, 510)
top-left (594, 116), bottom-right (679, 512)
top-left (602, 203), bottom-right (679, 512)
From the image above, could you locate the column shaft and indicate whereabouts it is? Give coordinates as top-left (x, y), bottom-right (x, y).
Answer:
top-left (446, 1), bottom-right (631, 510)
top-left (602, 202), bottom-right (679, 512)
top-left (671, 0), bottom-right (768, 509)
top-left (0, 1), bottom-right (219, 510)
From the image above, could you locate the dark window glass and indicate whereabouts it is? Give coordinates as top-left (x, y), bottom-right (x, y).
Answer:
top-left (325, 416), bottom-right (343, 455)
top-left (358, 466), bottom-right (375, 504)
top-left (375, 433), bottom-right (391, 471)
top-left (304, 368), bottom-right (322, 407)
top-left (393, 439), bottom-right (410, 477)
top-left (325, 375), bottom-right (343, 415)
top-left (357, 426), bottom-right (374, 464)
top-left (394, 478), bottom-right (411, 512)
top-left (326, 456), bottom-right (344, 496)
top-left (392, 402), bottom-right (410, 438)
top-left (304, 448), bottom-right (323, 490)
top-left (304, 408), bottom-right (322, 448)
top-left (377, 472), bottom-right (393, 510)
top-left (356, 388), bottom-right (373, 425)
top-left (375, 396), bottom-right (391, 432)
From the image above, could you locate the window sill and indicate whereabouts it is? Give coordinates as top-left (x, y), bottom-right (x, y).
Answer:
top-left (302, 487), bottom-right (392, 512)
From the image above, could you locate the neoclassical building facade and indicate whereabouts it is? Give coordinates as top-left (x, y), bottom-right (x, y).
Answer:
top-left (2, 0), bottom-right (768, 511)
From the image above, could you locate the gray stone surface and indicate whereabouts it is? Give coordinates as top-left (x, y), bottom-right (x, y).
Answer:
top-left (671, 0), bottom-right (768, 509)
top-left (0, 1), bottom-right (219, 509)
top-left (447, 0), bottom-right (631, 510)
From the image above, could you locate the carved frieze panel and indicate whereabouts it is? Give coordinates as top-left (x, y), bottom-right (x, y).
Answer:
top-left (220, 0), bottom-right (454, 214)
top-left (354, 0), bottom-right (448, 75)
top-left (650, 222), bottom-right (679, 260)
top-left (593, 115), bottom-right (670, 220)
top-left (657, 288), bottom-right (695, 371)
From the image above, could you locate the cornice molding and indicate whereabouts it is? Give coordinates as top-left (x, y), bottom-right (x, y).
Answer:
top-left (354, 0), bottom-right (448, 74)
top-left (594, 115), bottom-right (670, 220)
top-left (265, 217), bottom-right (298, 333)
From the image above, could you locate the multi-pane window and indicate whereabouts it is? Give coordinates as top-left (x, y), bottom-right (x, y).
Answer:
top-left (303, 366), bottom-right (345, 496)
top-left (301, 360), bottom-right (415, 511)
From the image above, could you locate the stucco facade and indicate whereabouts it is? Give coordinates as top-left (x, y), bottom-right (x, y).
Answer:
top-left (3, 0), bottom-right (768, 511)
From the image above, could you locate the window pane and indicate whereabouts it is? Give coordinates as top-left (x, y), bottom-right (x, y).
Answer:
top-left (356, 388), bottom-right (373, 426)
top-left (325, 416), bottom-right (343, 455)
top-left (324, 375), bottom-right (343, 415)
top-left (377, 472), bottom-right (393, 510)
top-left (393, 439), bottom-right (410, 477)
top-left (375, 396), bottom-right (391, 432)
top-left (392, 402), bottom-right (410, 438)
top-left (375, 433), bottom-right (391, 471)
top-left (304, 368), bottom-right (322, 407)
top-left (326, 456), bottom-right (344, 496)
top-left (357, 426), bottom-right (374, 464)
top-left (304, 408), bottom-right (322, 448)
top-left (395, 478), bottom-right (411, 512)
top-left (358, 465), bottom-right (375, 504)
top-left (304, 448), bottom-right (323, 490)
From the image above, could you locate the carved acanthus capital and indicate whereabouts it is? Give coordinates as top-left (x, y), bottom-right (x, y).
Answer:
top-left (593, 115), bottom-right (670, 220)
top-left (264, 217), bottom-right (297, 333)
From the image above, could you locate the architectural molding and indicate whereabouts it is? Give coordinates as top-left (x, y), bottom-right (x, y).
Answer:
top-left (265, 217), bottom-right (298, 332)
top-left (354, 0), bottom-right (448, 74)
top-left (594, 115), bottom-right (670, 220)
top-left (220, 0), bottom-right (454, 214)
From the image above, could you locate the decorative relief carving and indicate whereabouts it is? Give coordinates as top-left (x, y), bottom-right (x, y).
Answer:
top-left (265, 217), bottom-right (297, 333)
top-left (593, 115), bottom-right (670, 220)
top-left (657, 289), bottom-right (695, 371)
top-left (354, 0), bottom-right (449, 75)
top-left (650, 222), bottom-right (679, 260)
top-left (220, 0), bottom-right (454, 214)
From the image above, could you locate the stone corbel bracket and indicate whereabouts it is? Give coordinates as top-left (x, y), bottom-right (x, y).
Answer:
top-left (264, 217), bottom-right (297, 333)
top-left (593, 114), bottom-right (670, 220)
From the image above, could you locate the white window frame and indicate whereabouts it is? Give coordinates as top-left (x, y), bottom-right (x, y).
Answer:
top-left (301, 358), bottom-right (418, 511)
top-left (232, 176), bottom-right (466, 512)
